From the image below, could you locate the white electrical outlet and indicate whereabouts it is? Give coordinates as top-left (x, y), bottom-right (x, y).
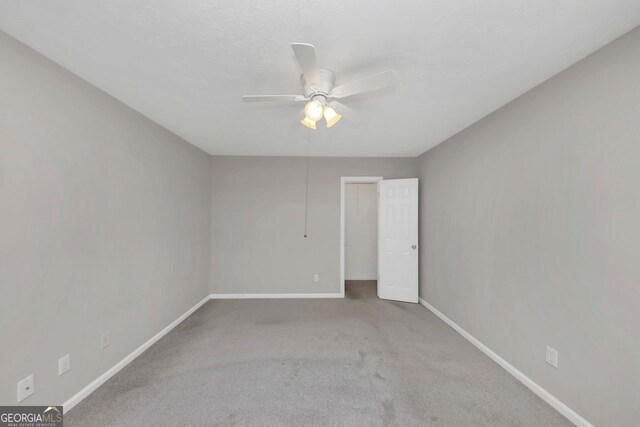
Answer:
top-left (58, 354), bottom-right (70, 376)
top-left (17, 374), bottom-right (34, 403)
top-left (101, 331), bottom-right (111, 349)
top-left (546, 345), bottom-right (558, 368)
top-left (313, 274), bottom-right (319, 282)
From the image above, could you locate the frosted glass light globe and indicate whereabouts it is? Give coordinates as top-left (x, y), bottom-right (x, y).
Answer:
top-left (324, 106), bottom-right (342, 128)
top-left (304, 100), bottom-right (324, 122)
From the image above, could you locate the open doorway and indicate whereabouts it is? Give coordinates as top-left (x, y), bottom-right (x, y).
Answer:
top-left (340, 177), bottom-right (382, 298)
top-left (340, 177), bottom-right (420, 302)
top-left (345, 182), bottom-right (379, 299)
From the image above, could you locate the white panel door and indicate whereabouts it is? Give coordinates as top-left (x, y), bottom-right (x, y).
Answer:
top-left (378, 178), bottom-right (419, 303)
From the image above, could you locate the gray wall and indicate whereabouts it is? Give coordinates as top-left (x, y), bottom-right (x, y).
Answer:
top-left (210, 156), bottom-right (416, 294)
top-left (417, 27), bottom-right (640, 426)
top-left (345, 184), bottom-right (378, 280)
top-left (0, 32), bottom-right (211, 406)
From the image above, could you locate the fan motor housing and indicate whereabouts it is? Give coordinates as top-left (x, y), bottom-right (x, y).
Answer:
top-left (302, 68), bottom-right (335, 98)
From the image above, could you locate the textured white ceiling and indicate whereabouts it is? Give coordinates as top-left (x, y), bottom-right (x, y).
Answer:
top-left (1, 1), bottom-right (639, 156)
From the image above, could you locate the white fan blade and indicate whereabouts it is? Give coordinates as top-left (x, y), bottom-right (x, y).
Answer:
top-left (330, 101), bottom-right (361, 123)
top-left (242, 95), bottom-right (306, 102)
top-left (291, 43), bottom-right (321, 89)
top-left (330, 70), bottom-right (397, 99)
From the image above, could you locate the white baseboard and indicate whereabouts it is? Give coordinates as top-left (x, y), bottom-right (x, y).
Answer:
top-left (63, 295), bottom-right (210, 412)
top-left (210, 293), bottom-right (343, 299)
top-left (418, 298), bottom-right (592, 427)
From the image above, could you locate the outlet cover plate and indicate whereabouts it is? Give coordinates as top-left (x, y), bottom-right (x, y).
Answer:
top-left (17, 374), bottom-right (34, 403)
top-left (546, 345), bottom-right (558, 368)
top-left (58, 354), bottom-right (70, 375)
top-left (101, 331), bottom-right (111, 349)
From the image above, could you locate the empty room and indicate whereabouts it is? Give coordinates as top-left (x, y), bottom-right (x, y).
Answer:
top-left (1, 1), bottom-right (638, 426)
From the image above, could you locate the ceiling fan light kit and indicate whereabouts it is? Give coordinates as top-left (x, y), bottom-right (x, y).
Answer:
top-left (242, 43), bottom-right (396, 129)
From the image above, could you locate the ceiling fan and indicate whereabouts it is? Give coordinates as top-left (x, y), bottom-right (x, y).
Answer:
top-left (242, 43), bottom-right (397, 129)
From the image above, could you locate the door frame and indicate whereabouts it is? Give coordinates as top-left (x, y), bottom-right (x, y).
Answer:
top-left (340, 176), bottom-right (383, 298)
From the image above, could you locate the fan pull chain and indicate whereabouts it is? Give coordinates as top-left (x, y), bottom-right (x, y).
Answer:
top-left (304, 126), bottom-right (311, 238)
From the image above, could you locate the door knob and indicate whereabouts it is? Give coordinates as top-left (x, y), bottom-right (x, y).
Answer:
top-left (412, 245), bottom-right (417, 249)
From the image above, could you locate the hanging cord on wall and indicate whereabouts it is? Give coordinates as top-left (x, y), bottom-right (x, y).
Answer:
top-left (304, 126), bottom-right (311, 238)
